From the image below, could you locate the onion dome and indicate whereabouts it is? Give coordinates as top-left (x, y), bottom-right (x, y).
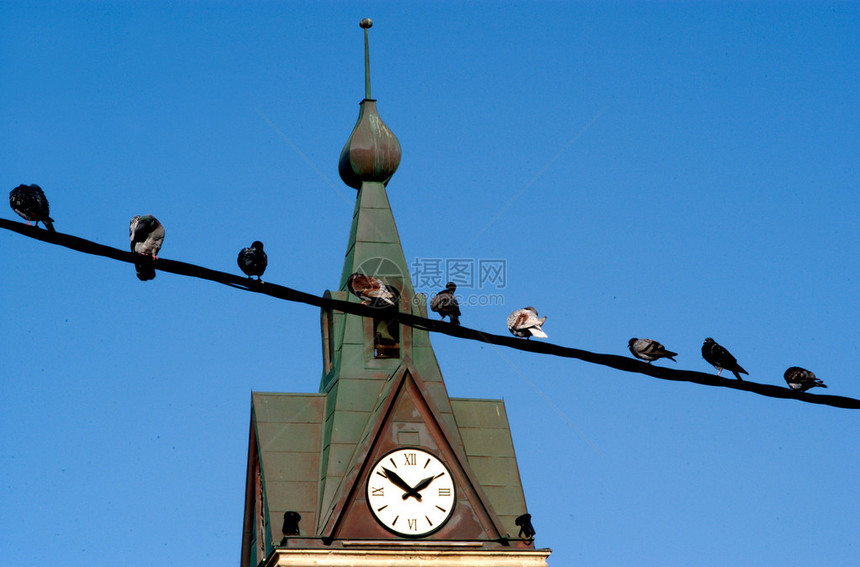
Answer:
top-left (338, 19), bottom-right (401, 189)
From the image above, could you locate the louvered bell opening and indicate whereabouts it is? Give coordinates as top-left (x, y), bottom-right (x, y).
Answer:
top-left (373, 315), bottom-right (400, 359)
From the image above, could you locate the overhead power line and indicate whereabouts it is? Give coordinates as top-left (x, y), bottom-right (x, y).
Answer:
top-left (3, 217), bottom-right (857, 410)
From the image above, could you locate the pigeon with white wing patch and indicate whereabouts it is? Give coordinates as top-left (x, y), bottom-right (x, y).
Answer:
top-left (347, 273), bottom-right (397, 307)
top-left (507, 307), bottom-right (548, 339)
top-left (784, 366), bottom-right (826, 392)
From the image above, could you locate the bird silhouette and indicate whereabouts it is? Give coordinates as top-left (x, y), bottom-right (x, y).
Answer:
top-left (9, 184), bottom-right (54, 231)
top-left (701, 338), bottom-right (747, 380)
top-left (282, 511), bottom-right (301, 536)
top-left (237, 241), bottom-right (267, 281)
top-left (430, 282), bottom-right (460, 324)
top-left (515, 513), bottom-right (536, 540)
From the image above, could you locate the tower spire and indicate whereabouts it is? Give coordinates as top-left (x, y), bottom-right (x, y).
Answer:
top-left (361, 18), bottom-right (372, 99)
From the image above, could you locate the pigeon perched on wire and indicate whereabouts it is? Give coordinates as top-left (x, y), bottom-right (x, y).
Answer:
top-left (701, 337), bottom-right (747, 380)
top-left (237, 241), bottom-right (267, 281)
top-left (347, 273), bottom-right (397, 307)
top-left (430, 282), bottom-right (460, 324)
top-left (9, 184), bottom-right (55, 231)
top-left (129, 215), bottom-right (165, 281)
top-left (628, 338), bottom-right (677, 363)
top-left (507, 307), bottom-right (548, 339)
top-left (784, 366), bottom-right (827, 392)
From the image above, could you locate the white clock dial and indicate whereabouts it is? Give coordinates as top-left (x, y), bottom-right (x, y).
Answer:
top-left (366, 448), bottom-right (456, 537)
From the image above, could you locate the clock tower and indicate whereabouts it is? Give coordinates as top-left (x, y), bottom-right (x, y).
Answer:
top-left (240, 20), bottom-right (550, 567)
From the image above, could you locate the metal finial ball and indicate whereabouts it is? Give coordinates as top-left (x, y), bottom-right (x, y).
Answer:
top-left (360, 18), bottom-right (373, 29)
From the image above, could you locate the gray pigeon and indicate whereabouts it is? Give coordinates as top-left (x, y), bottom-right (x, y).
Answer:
top-left (9, 184), bottom-right (54, 231)
top-left (346, 273), bottom-right (397, 307)
top-left (430, 282), bottom-right (460, 324)
top-left (784, 366), bottom-right (827, 392)
top-left (237, 241), bottom-right (267, 281)
top-left (701, 337), bottom-right (747, 380)
top-left (628, 338), bottom-right (677, 363)
top-left (507, 307), bottom-right (548, 339)
top-left (129, 215), bottom-right (165, 281)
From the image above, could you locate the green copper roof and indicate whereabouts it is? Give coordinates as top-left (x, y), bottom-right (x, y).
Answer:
top-left (244, 390), bottom-right (528, 548)
top-left (337, 180), bottom-right (413, 299)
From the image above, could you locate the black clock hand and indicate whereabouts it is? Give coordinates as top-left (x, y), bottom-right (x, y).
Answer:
top-left (381, 467), bottom-right (415, 496)
top-left (410, 473), bottom-right (444, 495)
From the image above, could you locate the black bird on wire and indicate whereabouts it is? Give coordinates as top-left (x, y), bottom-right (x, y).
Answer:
top-left (702, 337), bottom-right (748, 380)
top-left (237, 241), bottom-right (267, 281)
top-left (9, 184), bottom-right (54, 231)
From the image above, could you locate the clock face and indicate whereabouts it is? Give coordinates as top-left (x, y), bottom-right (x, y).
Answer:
top-left (366, 448), bottom-right (456, 537)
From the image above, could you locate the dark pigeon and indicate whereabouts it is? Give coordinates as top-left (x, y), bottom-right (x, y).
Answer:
top-left (628, 338), bottom-right (677, 363)
top-left (515, 513), bottom-right (536, 541)
top-left (9, 184), bottom-right (54, 231)
top-left (430, 282), bottom-right (460, 324)
top-left (346, 273), bottom-right (396, 307)
top-left (237, 241), bottom-right (267, 281)
top-left (282, 511), bottom-right (301, 536)
top-left (784, 366), bottom-right (827, 392)
top-left (129, 215), bottom-right (165, 281)
top-left (701, 337), bottom-right (748, 380)
top-left (507, 307), bottom-right (548, 339)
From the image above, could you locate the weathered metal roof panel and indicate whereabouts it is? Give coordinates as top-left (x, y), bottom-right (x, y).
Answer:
top-left (251, 393), bottom-right (326, 543)
top-left (450, 398), bottom-right (528, 537)
top-left (253, 392), bottom-right (324, 424)
top-left (459, 427), bottom-right (516, 458)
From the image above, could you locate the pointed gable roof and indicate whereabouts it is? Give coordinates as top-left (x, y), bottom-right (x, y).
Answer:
top-left (319, 363), bottom-right (509, 541)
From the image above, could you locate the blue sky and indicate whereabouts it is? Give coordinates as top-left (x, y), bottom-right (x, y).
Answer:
top-left (2, 2), bottom-right (858, 566)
